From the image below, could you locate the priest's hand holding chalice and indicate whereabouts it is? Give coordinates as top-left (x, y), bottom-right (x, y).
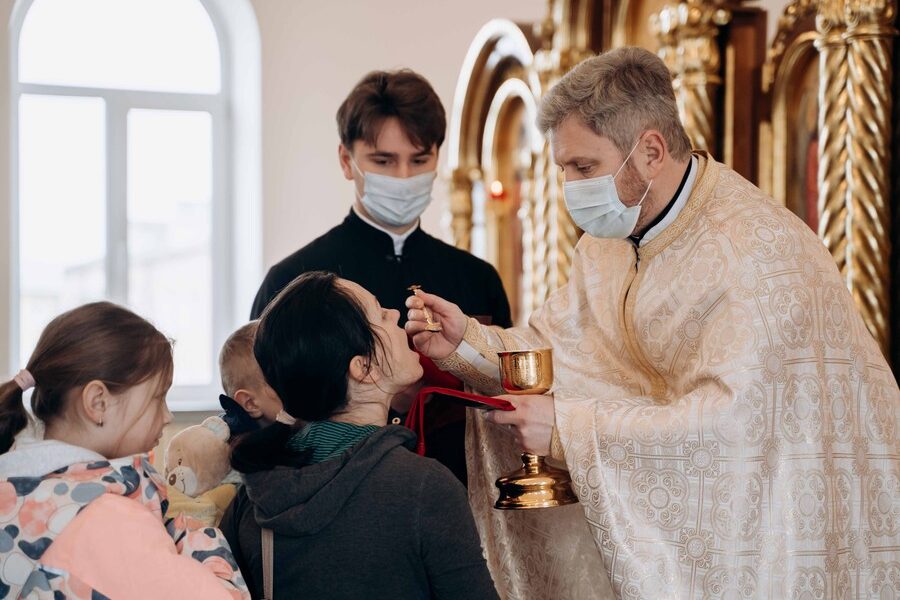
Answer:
top-left (405, 289), bottom-right (577, 510)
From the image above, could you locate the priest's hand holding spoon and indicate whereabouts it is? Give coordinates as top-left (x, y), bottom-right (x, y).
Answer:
top-left (405, 290), bottom-right (467, 359)
top-left (404, 289), bottom-right (555, 456)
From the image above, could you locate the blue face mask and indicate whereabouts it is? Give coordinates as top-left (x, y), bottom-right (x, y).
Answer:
top-left (350, 157), bottom-right (436, 227)
top-left (562, 139), bottom-right (653, 239)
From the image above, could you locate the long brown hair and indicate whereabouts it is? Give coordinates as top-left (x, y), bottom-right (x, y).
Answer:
top-left (0, 301), bottom-right (174, 453)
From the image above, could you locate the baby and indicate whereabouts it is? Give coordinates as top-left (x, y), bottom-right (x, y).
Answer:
top-left (218, 321), bottom-right (284, 434)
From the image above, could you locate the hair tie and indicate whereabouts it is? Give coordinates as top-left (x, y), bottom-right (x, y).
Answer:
top-left (275, 410), bottom-right (296, 426)
top-left (12, 369), bottom-right (35, 392)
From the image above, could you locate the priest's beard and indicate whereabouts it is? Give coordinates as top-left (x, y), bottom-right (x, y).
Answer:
top-left (619, 162), bottom-right (656, 235)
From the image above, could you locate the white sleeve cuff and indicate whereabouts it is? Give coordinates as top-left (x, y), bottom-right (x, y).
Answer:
top-left (457, 340), bottom-right (501, 383)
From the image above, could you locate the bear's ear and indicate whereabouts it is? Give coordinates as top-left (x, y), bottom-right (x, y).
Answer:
top-left (201, 416), bottom-right (231, 442)
top-left (163, 435), bottom-right (186, 472)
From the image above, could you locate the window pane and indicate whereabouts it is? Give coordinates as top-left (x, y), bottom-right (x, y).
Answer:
top-left (19, 0), bottom-right (220, 94)
top-left (18, 94), bottom-right (106, 366)
top-left (127, 109), bottom-right (213, 386)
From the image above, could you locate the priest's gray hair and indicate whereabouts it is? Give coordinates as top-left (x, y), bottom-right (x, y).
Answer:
top-left (538, 47), bottom-right (693, 161)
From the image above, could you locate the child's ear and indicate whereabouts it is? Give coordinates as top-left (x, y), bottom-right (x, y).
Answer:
top-left (233, 389), bottom-right (264, 418)
top-left (348, 355), bottom-right (379, 385)
top-left (81, 380), bottom-right (109, 427)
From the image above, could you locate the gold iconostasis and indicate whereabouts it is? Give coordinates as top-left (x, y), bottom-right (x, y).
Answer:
top-left (446, 0), bottom-right (900, 370)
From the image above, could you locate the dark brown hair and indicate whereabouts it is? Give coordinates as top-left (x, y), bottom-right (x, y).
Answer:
top-left (0, 301), bottom-right (174, 453)
top-left (231, 271), bottom-right (383, 474)
top-left (336, 69), bottom-right (446, 152)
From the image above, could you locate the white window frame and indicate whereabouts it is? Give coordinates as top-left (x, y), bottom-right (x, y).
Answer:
top-left (8, 0), bottom-right (262, 410)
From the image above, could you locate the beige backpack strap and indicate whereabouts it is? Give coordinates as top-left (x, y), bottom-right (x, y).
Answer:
top-left (261, 527), bottom-right (274, 600)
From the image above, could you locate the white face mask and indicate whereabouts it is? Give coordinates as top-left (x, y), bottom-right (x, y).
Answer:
top-left (350, 157), bottom-right (436, 227)
top-left (562, 139), bottom-right (653, 239)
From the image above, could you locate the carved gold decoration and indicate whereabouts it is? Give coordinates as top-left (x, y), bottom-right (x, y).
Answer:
top-left (764, 0), bottom-right (818, 211)
top-left (446, 20), bottom-right (538, 255)
top-left (481, 78), bottom-right (545, 321)
top-left (768, 32), bottom-right (818, 212)
top-left (815, 1), bottom-right (851, 277)
top-left (521, 145), bottom-right (548, 316)
top-left (449, 167), bottom-right (477, 252)
top-left (531, 7), bottom-right (585, 302)
top-left (843, 0), bottom-right (895, 354)
top-left (763, 0), bottom-right (818, 93)
top-left (651, 1), bottom-right (731, 155)
top-left (555, 173), bottom-right (581, 292)
top-left (448, 2), bottom-right (599, 322)
top-left (449, 0), bottom-right (896, 350)
top-left (813, 0), bottom-right (894, 355)
top-left (892, 28), bottom-right (900, 370)
top-left (533, 0), bottom-right (600, 77)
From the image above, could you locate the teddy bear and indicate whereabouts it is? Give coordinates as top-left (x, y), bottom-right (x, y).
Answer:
top-left (164, 416), bottom-right (234, 498)
top-left (163, 416), bottom-right (241, 526)
top-left (164, 417), bottom-right (246, 525)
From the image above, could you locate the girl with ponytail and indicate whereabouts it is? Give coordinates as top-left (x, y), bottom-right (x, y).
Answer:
top-left (0, 302), bottom-right (249, 599)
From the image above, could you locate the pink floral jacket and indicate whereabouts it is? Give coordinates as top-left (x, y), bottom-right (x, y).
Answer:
top-left (0, 454), bottom-right (249, 599)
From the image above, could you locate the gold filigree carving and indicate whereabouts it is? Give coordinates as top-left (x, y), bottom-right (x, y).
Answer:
top-left (530, 143), bottom-right (555, 309)
top-left (813, 0), bottom-right (895, 355)
top-left (651, 1), bottom-right (731, 155)
top-left (449, 167), bottom-right (477, 251)
top-left (556, 176), bottom-right (581, 290)
top-left (815, 2), bottom-right (850, 278)
top-left (843, 0), bottom-right (895, 354)
top-left (763, 0), bottom-right (818, 92)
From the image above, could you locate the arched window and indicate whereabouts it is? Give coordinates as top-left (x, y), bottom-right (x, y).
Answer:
top-left (10, 0), bottom-right (261, 409)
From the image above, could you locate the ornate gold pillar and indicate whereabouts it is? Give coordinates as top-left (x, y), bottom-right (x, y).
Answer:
top-left (450, 167), bottom-right (472, 251)
top-left (844, 0), bottom-right (895, 354)
top-left (815, 1), bottom-right (850, 276)
top-left (524, 145), bottom-right (554, 313)
top-left (651, 1), bottom-right (731, 155)
top-left (530, 7), bottom-right (590, 302)
top-left (816, 0), bottom-right (895, 355)
top-left (449, 167), bottom-right (477, 252)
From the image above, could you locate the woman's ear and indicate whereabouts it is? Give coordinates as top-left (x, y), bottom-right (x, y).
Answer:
top-left (81, 380), bottom-right (109, 426)
top-left (348, 355), bottom-right (379, 385)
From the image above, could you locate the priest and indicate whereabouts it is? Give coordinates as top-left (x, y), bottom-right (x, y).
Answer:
top-left (406, 47), bottom-right (899, 599)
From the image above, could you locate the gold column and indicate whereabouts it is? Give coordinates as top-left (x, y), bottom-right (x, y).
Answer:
top-left (893, 36), bottom-right (900, 370)
top-left (527, 145), bottom-right (554, 312)
top-left (555, 165), bottom-right (581, 290)
top-left (816, 0), bottom-right (895, 355)
top-left (843, 0), bottom-right (895, 353)
top-left (449, 167), bottom-right (476, 252)
top-left (652, 1), bottom-right (731, 155)
top-left (519, 163), bottom-right (537, 319)
top-left (530, 12), bottom-right (588, 299)
top-left (815, 2), bottom-right (850, 276)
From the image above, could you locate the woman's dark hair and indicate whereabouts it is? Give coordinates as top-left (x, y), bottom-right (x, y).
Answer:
top-left (0, 302), bottom-right (174, 453)
top-left (231, 271), bottom-right (383, 473)
top-left (336, 69), bottom-right (446, 151)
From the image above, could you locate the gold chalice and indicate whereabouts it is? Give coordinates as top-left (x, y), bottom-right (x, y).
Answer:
top-left (494, 348), bottom-right (578, 510)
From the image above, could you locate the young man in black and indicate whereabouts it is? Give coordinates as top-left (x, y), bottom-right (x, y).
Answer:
top-left (250, 70), bottom-right (512, 484)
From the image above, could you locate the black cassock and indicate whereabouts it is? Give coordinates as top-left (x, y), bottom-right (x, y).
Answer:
top-left (250, 210), bottom-right (512, 484)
